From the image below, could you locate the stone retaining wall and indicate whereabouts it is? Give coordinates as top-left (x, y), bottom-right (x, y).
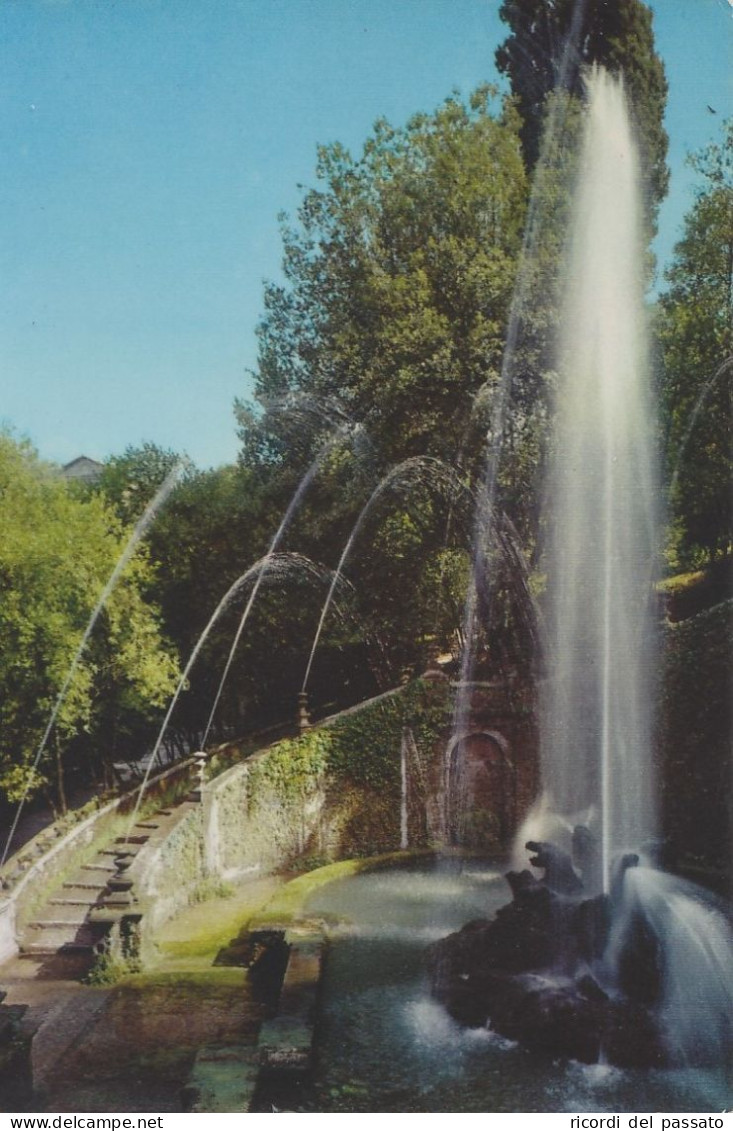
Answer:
top-left (1, 677), bottom-right (540, 963)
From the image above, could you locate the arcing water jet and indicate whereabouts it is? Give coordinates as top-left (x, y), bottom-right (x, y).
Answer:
top-left (202, 422), bottom-right (352, 747)
top-left (301, 456), bottom-right (464, 696)
top-left (126, 551), bottom-right (341, 832)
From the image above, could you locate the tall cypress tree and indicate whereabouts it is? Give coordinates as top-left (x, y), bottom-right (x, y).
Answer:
top-left (496, 0), bottom-right (668, 231)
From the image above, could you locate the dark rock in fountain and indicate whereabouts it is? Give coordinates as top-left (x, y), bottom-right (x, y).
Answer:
top-left (572, 824), bottom-right (602, 893)
top-left (426, 839), bottom-right (668, 1067)
top-left (526, 840), bottom-right (584, 895)
top-left (572, 892), bottom-right (611, 963)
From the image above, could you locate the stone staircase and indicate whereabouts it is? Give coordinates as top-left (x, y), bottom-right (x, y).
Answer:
top-left (19, 815), bottom-right (169, 960)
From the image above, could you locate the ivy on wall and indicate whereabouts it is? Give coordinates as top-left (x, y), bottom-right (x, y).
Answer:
top-left (246, 729), bottom-right (331, 804)
top-left (243, 678), bottom-right (452, 815)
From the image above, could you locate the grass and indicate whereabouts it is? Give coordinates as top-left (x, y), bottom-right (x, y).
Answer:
top-left (151, 850), bottom-right (432, 966)
top-left (122, 966), bottom-right (245, 990)
top-left (247, 858), bottom-right (371, 928)
top-left (153, 876), bottom-right (283, 963)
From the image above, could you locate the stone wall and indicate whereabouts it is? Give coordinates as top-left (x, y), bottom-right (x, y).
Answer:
top-left (130, 676), bottom-right (540, 954)
top-left (1, 677), bottom-right (541, 963)
top-left (658, 600), bottom-right (731, 877)
top-left (404, 677), bottom-right (539, 850)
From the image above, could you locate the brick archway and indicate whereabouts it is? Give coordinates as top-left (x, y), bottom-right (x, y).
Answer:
top-left (445, 729), bottom-right (516, 850)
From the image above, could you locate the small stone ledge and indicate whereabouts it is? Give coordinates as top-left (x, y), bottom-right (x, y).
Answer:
top-left (182, 925), bottom-right (324, 1113)
top-left (181, 1046), bottom-right (260, 1113)
top-left (257, 928), bottom-right (323, 1076)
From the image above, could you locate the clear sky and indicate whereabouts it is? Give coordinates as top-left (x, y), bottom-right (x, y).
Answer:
top-left (1, 0), bottom-right (730, 470)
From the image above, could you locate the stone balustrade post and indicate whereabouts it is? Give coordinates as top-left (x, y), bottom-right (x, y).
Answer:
top-left (190, 750), bottom-right (208, 802)
top-left (297, 691), bottom-right (311, 734)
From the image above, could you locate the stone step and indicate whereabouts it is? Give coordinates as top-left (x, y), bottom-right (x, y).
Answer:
top-left (31, 905), bottom-right (92, 926)
top-left (30, 989), bottom-right (110, 1089)
top-left (63, 880), bottom-right (109, 892)
top-left (31, 922), bottom-right (89, 935)
top-left (21, 923), bottom-right (100, 954)
top-left (81, 862), bottom-right (116, 874)
top-left (49, 897), bottom-right (103, 909)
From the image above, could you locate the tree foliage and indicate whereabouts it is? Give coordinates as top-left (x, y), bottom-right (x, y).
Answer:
top-left (237, 88), bottom-right (528, 473)
top-left (496, 0), bottom-right (668, 231)
top-left (658, 121), bottom-right (733, 563)
top-left (95, 441), bottom-right (189, 525)
top-left (0, 434), bottom-right (180, 810)
top-left (94, 445), bottom-right (323, 744)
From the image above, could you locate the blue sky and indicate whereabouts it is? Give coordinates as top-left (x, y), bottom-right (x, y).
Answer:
top-left (1, 0), bottom-right (730, 470)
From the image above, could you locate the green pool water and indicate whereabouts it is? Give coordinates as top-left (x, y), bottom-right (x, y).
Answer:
top-left (301, 860), bottom-right (731, 1114)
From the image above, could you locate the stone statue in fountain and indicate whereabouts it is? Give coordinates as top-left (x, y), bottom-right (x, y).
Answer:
top-left (426, 827), bottom-right (670, 1068)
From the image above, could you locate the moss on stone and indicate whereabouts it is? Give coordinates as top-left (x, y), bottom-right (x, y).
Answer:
top-left (154, 878), bottom-right (283, 961)
top-left (249, 851), bottom-right (430, 928)
top-left (122, 967), bottom-right (245, 991)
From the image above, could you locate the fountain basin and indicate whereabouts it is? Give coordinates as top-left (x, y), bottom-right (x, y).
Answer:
top-left (299, 858), bottom-right (731, 1112)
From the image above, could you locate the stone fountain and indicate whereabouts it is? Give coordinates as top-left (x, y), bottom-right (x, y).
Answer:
top-left (428, 68), bottom-right (732, 1072)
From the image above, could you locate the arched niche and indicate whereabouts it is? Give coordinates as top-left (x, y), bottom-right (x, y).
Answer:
top-left (445, 730), bottom-right (516, 850)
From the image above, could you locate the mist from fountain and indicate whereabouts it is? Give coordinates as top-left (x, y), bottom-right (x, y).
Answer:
top-left (450, 1), bottom-right (590, 752)
top-left (608, 867), bottom-right (733, 1067)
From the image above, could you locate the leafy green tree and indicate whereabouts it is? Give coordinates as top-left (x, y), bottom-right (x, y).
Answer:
top-left (496, 0), bottom-right (668, 231)
top-left (95, 441), bottom-right (190, 525)
top-left (234, 88), bottom-right (573, 687)
top-left (133, 462), bottom-right (276, 745)
top-left (0, 434), bottom-right (180, 811)
top-left (658, 121), bottom-right (733, 564)
top-left (237, 88), bottom-right (528, 474)
top-left (95, 448), bottom-right (312, 744)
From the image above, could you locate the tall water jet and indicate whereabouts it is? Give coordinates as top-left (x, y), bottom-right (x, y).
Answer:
top-left (538, 67), bottom-right (659, 891)
top-left (451, 1), bottom-right (589, 747)
top-left (430, 68), bottom-right (732, 1078)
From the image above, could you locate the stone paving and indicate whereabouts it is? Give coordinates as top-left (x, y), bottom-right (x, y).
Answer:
top-left (0, 874), bottom-right (322, 1112)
